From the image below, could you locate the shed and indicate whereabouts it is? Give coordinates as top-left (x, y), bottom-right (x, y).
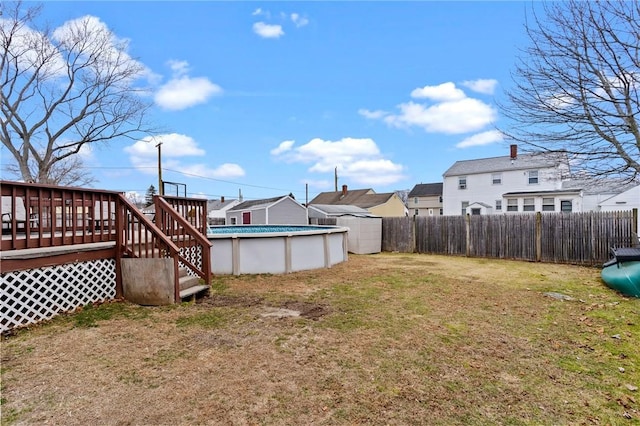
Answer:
top-left (226, 195), bottom-right (307, 225)
top-left (308, 204), bottom-right (381, 254)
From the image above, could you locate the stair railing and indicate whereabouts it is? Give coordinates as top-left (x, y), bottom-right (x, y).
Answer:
top-left (153, 196), bottom-right (212, 294)
top-left (117, 195), bottom-right (183, 300)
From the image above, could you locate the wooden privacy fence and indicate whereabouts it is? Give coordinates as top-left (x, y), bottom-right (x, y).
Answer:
top-left (382, 210), bottom-right (638, 266)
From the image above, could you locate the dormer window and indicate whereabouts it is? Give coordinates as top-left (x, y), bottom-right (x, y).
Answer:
top-left (458, 177), bottom-right (467, 190)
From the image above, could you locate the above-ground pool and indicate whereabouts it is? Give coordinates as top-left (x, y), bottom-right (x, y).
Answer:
top-left (207, 225), bottom-right (349, 275)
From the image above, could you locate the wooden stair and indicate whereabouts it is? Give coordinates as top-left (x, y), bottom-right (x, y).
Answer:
top-left (178, 267), bottom-right (209, 301)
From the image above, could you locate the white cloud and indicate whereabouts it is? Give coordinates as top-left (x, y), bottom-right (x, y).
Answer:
top-left (291, 13), bottom-right (309, 27)
top-left (6, 15), bottom-right (151, 86)
top-left (124, 133), bottom-right (244, 179)
top-left (253, 22), bottom-right (284, 39)
top-left (456, 130), bottom-right (504, 148)
top-left (182, 163), bottom-right (245, 179)
top-left (271, 137), bottom-right (406, 186)
top-left (365, 81), bottom-right (499, 137)
top-left (167, 59), bottom-right (190, 76)
top-left (125, 133), bottom-right (205, 158)
top-left (384, 98), bottom-right (497, 134)
top-left (411, 82), bottom-right (466, 102)
top-left (252, 8), bottom-right (264, 16)
top-left (270, 140), bottom-right (295, 155)
top-left (358, 109), bottom-right (387, 120)
top-left (462, 79), bottom-right (498, 95)
top-left (154, 61), bottom-right (223, 111)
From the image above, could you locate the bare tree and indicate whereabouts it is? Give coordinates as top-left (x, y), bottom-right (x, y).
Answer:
top-left (499, 0), bottom-right (640, 182)
top-left (0, 1), bottom-right (153, 185)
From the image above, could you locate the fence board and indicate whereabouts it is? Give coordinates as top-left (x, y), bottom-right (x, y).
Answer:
top-left (382, 210), bottom-right (636, 266)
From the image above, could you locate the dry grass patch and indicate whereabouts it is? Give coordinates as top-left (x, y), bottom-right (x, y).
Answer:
top-left (1, 253), bottom-right (638, 425)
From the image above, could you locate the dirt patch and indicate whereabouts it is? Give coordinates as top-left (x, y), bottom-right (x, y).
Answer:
top-left (198, 294), bottom-right (330, 320)
top-left (280, 300), bottom-right (330, 320)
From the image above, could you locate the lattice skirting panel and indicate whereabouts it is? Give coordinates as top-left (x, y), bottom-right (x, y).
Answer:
top-left (1, 259), bottom-right (117, 333)
top-left (179, 245), bottom-right (203, 276)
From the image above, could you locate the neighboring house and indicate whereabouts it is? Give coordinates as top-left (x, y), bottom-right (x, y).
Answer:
top-left (309, 185), bottom-right (407, 217)
top-left (407, 183), bottom-right (443, 216)
top-left (442, 144), bottom-right (572, 215)
top-left (596, 183), bottom-right (640, 230)
top-left (226, 195), bottom-right (307, 225)
top-left (562, 178), bottom-right (639, 212)
top-left (207, 197), bottom-right (241, 224)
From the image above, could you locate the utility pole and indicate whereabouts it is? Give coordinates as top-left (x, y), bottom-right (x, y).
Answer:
top-left (156, 142), bottom-right (163, 196)
top-left (334, 167), bottom-right (338, 192)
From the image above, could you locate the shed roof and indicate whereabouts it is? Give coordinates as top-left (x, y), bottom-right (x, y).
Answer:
top-left (229, 195), bottom-right (289, 211)
top-left (309, 204), bottom-right (375, 217)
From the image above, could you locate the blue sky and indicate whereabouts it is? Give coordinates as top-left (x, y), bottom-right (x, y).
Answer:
top-left (7, 1), bottom-right (536, 202)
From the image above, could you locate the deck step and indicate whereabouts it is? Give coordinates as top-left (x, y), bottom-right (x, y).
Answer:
top-left (179, 274), bottom-right (200, 291)
top-left (179, 284), bottom-right (209, 300)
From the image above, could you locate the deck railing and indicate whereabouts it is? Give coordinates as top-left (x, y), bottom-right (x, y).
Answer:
top-left (1, 181), bottom-right (120, 251)
top-left (1, 180), bottom-right (212, 300)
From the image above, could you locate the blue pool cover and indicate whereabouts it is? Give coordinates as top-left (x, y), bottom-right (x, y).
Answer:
top-left (208, 225), bottom-right (328, 234)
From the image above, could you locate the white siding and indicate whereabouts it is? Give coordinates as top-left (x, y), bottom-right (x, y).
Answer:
top-left (443, 166), bottom-right (565, 216)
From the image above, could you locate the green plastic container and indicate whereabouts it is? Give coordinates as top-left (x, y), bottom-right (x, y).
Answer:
top-left (601, 261), bottom-right (640, 298)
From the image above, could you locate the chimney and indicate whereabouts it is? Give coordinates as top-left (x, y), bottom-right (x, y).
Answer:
top-left (510, 144), bottom-right (518, 160)
top-left (341, 184), bottom-right (348, 198)
top-left (221, 196), bottom-right (225, 203)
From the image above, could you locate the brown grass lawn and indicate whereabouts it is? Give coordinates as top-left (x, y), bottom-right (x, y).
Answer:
top-left (1, 253), bottom-right (639, 425)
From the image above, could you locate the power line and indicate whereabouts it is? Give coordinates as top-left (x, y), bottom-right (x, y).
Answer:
top-left (84, 165), bottom-right (300, 193)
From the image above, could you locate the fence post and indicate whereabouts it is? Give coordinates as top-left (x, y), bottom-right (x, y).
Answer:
top-left (465, 214), bottom-right (470, 257)
top-left (536, 212), bottom-right (542, 262)
top-left (412, 215), bottom-right (417, 253)
top-left (633, 208), bottom-right (638, 234)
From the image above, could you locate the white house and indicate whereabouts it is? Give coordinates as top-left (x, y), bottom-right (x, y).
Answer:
top-left (226, 195), bottom-right (308, 225)
top-left (597, 183), bottom-right (640, 230)
top-left (207, 197), bottom-right (241, 224)
top-left (442, 145), bottom-right (574, 215)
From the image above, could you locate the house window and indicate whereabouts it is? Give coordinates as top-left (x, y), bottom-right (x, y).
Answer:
top-left (492, 173), bottom-right (502, 185)
top-left (542, 197), bottom-right (555, 211)
top-left (414, 197), bottom-right (418, 204)
top-left (414, 209), bottom-right (419, 216)
top-left (471, 208), bottom-right (481, 215)
top-left (230, 217), bottom-right (237, 225)
top-left (458, 177), bottom-right (467, 190)
top-left (507, 199), bottom-right (518, 212)
top-left (461, 201), bottom-right (469, 215)
top-left (439, 196), bottom-right (443, 203)
top-left (495, 200), bottom-right (502, 211)
top-left (439, 208), bottom-right (443, 215)
top-left (561, 200), bottom-right (572, 212)
top-left (528, 170), bottom-right (539, 184)
top-left (523, 198), bottom-right (535, 212)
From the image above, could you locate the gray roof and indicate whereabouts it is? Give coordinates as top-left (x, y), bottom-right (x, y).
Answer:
top-left (408, 183), bottom-right (443, 198)
top-left (309, 204), bottom-right (374, 216)
top-left (443, 152), bottom-right (568, 177)
top-left (207, 199), bottom-right (238, 211)
top-left (309, 188), bottom-right (396, 208)
top-left (229, 195), bottom-right (289, 211)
